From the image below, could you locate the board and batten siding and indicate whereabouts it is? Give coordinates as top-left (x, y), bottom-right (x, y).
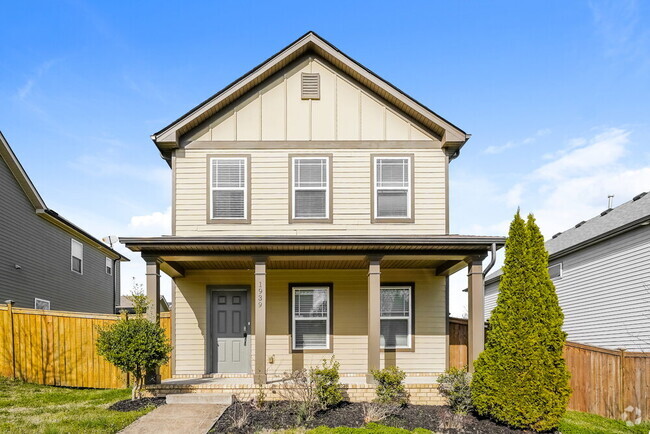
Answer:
top-left (174, 147), bottom-right (446, 235)
top-left (485, 225), bottom-right (650, 352)
top-left (173, 269), bottom-right (447, 376)
top-left (0, 155), bottom-right (117, 313)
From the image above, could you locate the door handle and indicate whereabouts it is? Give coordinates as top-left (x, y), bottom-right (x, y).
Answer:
top-left (243, 325), bottom-right (247, 344)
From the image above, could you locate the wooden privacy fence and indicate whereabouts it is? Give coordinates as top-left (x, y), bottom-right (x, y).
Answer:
top-left (449, 317), bottom-right (650, 421)
top-left (0, 304), bottom-right (171, 389)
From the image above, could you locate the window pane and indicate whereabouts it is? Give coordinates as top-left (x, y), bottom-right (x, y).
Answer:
top-left (295, 190), bottom-right (327, 218)
top-left (295, 319), bottom-right (327, 348)
top-left (294, 289), bottom-right (328, 318)
top-left (213, 190), bottom-right (245, 218)
top-left (381, 289), bottom-right (410, 317)
top-left (213, 159), bottom-right (245, 188)
top-left (377, 190), bottom-right (408, 217)
top-left (295, 159), bottom-right (326, 188)
top-left (381, 319), bottom-right (409, 348)
top-left (377, 158), bottom-right (408, 188)
top-left (72, 257), bottom-right (82, 273)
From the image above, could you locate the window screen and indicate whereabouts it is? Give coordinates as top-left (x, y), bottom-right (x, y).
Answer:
top-left (293, 287), bottom-right (329, 350)
top-left (293, 157), bottom-right (328, 219)
top-left (210, 158), bottom-right (247, 219)
top-left (375, 157), bottom-right (410, 218)
top-left (548, 263), bottom-right (562, 279)
top-left (71, 239), bottom-right (83, 274)
top-left (380, 286), bottom-right (411, 349)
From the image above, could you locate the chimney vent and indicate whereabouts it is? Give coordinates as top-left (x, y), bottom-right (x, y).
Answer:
top-left (608, 194), bottom-right (614, 209)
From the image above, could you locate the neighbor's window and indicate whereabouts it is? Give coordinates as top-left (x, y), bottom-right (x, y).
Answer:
top-left (292, 157), bottom-right (329, 219)
top-left (106, 257), bottom-right (113, 275)
top-left (548, 263), bottom-right (562, 279)
top-left (210, 157), bottom-right (247, 220)
top-left (380, 286), bottom-right (412, 349)
top-left (71, 239), bottom-right (83, 274)
top-left (34, 298), bottom-right (51, 310)
top-left (292, 287), bottom-right (330, 350)
top-left (374, 156), bottom-right (411, 219)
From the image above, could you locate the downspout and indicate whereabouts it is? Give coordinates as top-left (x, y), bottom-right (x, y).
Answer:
top-left (482, 242), bottom-right (497, 278)
top-left (112, 257), bottom-right (119, 314)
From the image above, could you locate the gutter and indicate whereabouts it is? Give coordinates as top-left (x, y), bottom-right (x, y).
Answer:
top-left (482, 242), bottom-right (497, 278)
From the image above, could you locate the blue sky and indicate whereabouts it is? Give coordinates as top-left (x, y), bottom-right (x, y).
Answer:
top-left (1, 1), bottom-right (649, 315)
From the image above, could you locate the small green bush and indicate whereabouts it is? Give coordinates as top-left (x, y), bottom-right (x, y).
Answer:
top-left (311, 357), bottom-right (343, 409)
top-left (437, 367), bottom-right (472, 415)
top-left (371, 366), bottom-right (408, 406)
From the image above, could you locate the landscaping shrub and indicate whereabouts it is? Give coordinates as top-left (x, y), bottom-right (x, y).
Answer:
top-left (471, 211), bottom-right (571, 431)
top-left (96, 292), bottom-right (172, 400)
top-left (436, 367), bottom-right (472, 415)
top-left (371, 366), bottom-right (408, 406)
top-left (278, 368), bottom-right (321, 424)
top-left (311, 357), bottom-right (343, 409)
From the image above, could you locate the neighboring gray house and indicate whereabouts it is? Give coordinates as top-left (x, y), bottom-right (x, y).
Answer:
top-left (484, 192), bottom-right (650, 351)
top-left (0, 131), bottom-right (126, 313)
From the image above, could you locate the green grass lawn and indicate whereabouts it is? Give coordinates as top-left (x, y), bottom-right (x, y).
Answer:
top-left (559, 410), bottom-right (650, 434)
top-left (0, 377), bottom-right (155, 433)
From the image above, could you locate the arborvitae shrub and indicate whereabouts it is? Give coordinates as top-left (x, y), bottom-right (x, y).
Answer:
top-left (471, 212), bottom-right (571, 431)
top-left (371, 365), bottom-right (409, 405)
top-left (310, 357), bottom-right (343, 409)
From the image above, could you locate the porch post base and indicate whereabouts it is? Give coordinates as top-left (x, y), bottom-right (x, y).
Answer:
top-left (254, 374), bottom-right (267, 385)
top-left (365, 373), bottom-right (377, 385)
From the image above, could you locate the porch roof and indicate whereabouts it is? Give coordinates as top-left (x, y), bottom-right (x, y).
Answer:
top-left (120, 235), bottom-right (504, 277)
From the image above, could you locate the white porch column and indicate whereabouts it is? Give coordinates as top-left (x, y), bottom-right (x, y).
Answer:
top-left (467, 256), bottom-right (485, 372)
top-left (254, 257), bottom-right (267, 385)
top-left (144, 256), bottom-right (161, 323)
top-left (367, 256), bottom-right (382, 383)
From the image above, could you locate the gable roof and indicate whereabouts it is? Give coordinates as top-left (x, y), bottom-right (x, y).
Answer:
top-left (485, 192), bottom-right (650, 286)
top-left (0, 131), bottom-right (127, 261)
top-left (152, 31), bottom-right (470, 161)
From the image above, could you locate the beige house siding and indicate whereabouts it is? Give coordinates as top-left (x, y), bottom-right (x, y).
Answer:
top-left (182, 56), bottom-right (435, 144)
top-left (174, 146), bottom-right (446, 235)
top-left (173, 269), bottom-right (446, 376)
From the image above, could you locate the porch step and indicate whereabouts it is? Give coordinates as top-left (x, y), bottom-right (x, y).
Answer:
top-left (165, 393), bottom-right (234, 405)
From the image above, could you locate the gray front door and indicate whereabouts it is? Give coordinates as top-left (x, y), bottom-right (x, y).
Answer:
top-left (210, 290), bottom-right (250, 373)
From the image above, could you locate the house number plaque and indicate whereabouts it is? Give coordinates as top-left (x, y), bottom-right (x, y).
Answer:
top-left (257, 281), bottom-right (263, 307)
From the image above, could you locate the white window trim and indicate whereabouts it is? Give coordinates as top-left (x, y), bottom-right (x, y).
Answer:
top-left (71, 239), bottom-right (83, 275)
top-left (373, 156), bottom-right (412, 219)
top-left (380, 285), bottom-right (412, 350)
top-left (34, 298), bottom-right (51, 310)
top-left (291, 157), bottom-right (330, 220)
top-left (291, 286), bottom-right (330, 351)
top-left (210, 157), bottom-right (248, 220)
top-left (106, 257), bottom-right (113, 275)
top-left (548, 263), bottom-right (563, 279)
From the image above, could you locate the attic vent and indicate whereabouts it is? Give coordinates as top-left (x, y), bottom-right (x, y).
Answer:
top-left (601, 209), bottom-right (612, 216)
top-left (575, 221), bottom-right (586, 228)
top-left (633, 192), bottom-right (647, 201)
top-left (552, 232), bottom-right (562, 239)
top-left (301, 73), bottom-right (320, 100)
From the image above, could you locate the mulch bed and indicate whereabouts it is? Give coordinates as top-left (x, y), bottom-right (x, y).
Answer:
top-left (211, 401), bottom-right (542, 433)
top-left (108, 397), bottom-right (166, 412)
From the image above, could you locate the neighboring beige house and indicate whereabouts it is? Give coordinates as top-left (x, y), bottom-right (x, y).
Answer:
top-left (122, 32), bottom-right (503, 387)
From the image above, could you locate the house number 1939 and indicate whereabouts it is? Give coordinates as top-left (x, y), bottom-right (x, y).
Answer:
top-left (257, 281), bottom-right (263, 307)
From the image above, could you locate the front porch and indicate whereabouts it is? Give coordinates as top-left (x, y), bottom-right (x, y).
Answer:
top-left (122, 235), bottom-right (503, 393)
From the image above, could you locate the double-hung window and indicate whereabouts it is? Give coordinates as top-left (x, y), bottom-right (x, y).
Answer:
top-left (71, 239), bottom-right (83, 274)
top-left (291, 157), bottom-right (330, 220)
top-left (210, 157), bottom-right (248, 221)
top-left (380, 286), bottom-right (412, 349)
top-left (373, 156), bottom-right (412, 220)
top-left (292, 286), bottom-right (330, 350)
top-left (106, 257), bottom-right (113, 275)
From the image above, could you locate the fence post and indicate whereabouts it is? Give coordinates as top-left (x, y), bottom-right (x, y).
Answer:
top-left (5, 300), bottom-right (16, 380)
top-left (619, 348), bottom-right (626, 418)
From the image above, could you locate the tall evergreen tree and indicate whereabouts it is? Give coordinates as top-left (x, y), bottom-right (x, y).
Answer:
top-left (471, 211), bottom-right (571, 432)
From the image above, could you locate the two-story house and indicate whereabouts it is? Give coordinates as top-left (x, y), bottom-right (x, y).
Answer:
top-left (122, 32), bottom-right (504, 393)
top-left (0, 131), bottom-right (126, 314)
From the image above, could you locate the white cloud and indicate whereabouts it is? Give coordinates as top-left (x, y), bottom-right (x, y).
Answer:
top-left (484, 128), bottom-right (551, 154)
top-left (128, 207), bottom-right (172, 236)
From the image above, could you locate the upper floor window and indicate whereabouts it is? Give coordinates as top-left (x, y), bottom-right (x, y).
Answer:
top-left (209, 156), bottom-right (249, 222)
top-left (34, 298), bottom-right (51, 310)
top-left (548, 263), bottom-right (562, 279)
top-left (71, 239), bottom-right (83, 274)
top-left (380, 285), bottom-right (412, 349)
top-left (373, 156), bottom-right (413, 222)
top-left (106, 257), bottom-right (113, 275)
top-left (291, 156), bottom-right (331, 222)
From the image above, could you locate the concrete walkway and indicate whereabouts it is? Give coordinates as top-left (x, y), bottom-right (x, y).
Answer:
top-left (119, 404), bottom-right (226, 434)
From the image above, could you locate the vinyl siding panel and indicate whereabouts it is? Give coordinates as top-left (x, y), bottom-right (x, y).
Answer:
top-left (484, 226), bottom-right (650, 352)
top-left (173, 268), bottom-right (446, 376)
top-left (175, 147), bottom-right (446, 235)
top-left (0, 156), bottom-right (118, 313)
